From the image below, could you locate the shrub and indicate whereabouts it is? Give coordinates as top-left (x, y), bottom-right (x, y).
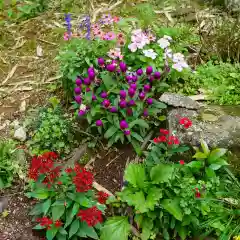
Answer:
top-left (27, 152), bottom-right (108, 240)
top-left (28, 104), bottom-right (73, 155)
top-left (101, 123), bottom-right (240, 239)
top-left (0, 140), bottom-right (26, 188)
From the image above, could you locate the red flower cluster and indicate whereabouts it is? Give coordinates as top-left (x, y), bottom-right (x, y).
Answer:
top-left (37, 217), bottom-right (53, 229)
top-left (97, 191), bottom-right (109, 204)
top-left (195, 188), bottom-right (201, 198)
top-left (55, 220), bottom-right (63, 228)
top-left (73, 164), bottom-right (94, 192)
top-left (153, 128), bottom-right (180, 145)
top-left (29, 152), bottom-right (61, 184)
top-left (77, 206), bottom-right (103, 226)
top-left (179, 117), bottom-right (192, 129)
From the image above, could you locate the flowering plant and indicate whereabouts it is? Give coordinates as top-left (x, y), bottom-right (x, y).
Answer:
top-left (27, 152), bottom-right (109, 240)
top-left (72, 59), bottom-right (167, 152)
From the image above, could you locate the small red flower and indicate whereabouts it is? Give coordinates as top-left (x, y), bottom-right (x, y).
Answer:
top-left (65, 168), bottom-right (73, 173)
top-left (158, 135), bottom-right (167, 143)
top-left (195, 188), bottom-right (201, 198)
top-left (168, 136), bottom-right (180, 145)
top-left (179, 160), bottom-right (185, 165)
top-left (160, 128), bottom-right (169, 135)
top-left (179, 117), bottom-right (192, 129)
top-left (37, 217), bottom-right (53, 229)
top-left (153, 138), bottom-right (159, 143)
top-left (97, 191), bottom-right (109, 204)
top-left (55, 220), bottom-right (63, 228)
top-left (57, 181), bottom-right (62, 185)
top-left (77, 206), bottom-right (103, 226)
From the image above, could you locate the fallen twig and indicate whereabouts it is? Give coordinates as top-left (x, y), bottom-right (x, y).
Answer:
top-left (38, 38), bottom-right (58, 46)
top-left (85, 157), bottom-right (95, 169)
top-left (92, 181), bottom-right (114, 196)
top-left (106, 152), bottom-right (124, 167)
top-left (1, 64), bottom-right (19, 85)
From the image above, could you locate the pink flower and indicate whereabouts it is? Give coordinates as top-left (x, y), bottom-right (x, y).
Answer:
top-left (179, 160), bottom-right (185, 165)
top-left (104, 32), bottom-right (116, 40)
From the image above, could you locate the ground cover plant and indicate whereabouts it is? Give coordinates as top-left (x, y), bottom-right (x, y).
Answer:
top-left (27, 151), bottom-right (109, 240)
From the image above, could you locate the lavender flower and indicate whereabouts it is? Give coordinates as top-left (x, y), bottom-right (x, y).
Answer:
top-left (79, 15), bottom-right (91, 40)
top-left (120, 90), bottom-right (126, 99)
top-left (74, 87), bottom-right (81, 94)
top-left (120, 120), bottom-right (128, 129)
top-left (109, 106), bottom-right (117, 113)
top-left (96, 120), bottom-right (103, 126)
top-left (124, 130), bottom-right (131, 135)
top-left (100, 92), bottom-right (108, 98)
top-left (65, 14), bottom-right (72, 35)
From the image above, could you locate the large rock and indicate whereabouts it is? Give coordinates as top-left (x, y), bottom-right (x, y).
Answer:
top-left (168, 106), bottom-right (240, 148)
top-left (160, 92), bottom-right (200, 109)
top-left (14, 127), bottom-right (27, 142)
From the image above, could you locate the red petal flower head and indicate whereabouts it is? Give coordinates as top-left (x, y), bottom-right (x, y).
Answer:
top-left (179, 117), bottom-right (192, 129)
top-left (97, 191), bottom-right (109, 204)
top-left (73, 167), bottom-right (94, 192)
top-left (168, 136), bottom-right (180, 145)
top-left (160, 128), bottom-right (169, 135)
top-left (158, 135), bottom-right (167, 143)
top-left (65, 168), bottom-right (73, 173)
top-left (77, 206), bottom-right (103, 226)
top-left (37, 217), bottom-right (53, 228)
top-left (179, 160), bottom-right (185, 165)
top-left (55, 220), bottom-right (63, 228)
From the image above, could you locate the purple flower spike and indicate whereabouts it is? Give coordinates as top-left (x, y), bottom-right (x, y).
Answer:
top-left (120, 90), bottom-right (126, 99)
top-left (74, 87), bottom-right (81, 94)
top-left (75, 95), bottom-right (82, 104)
top-left (139, 92), bottom-right (145, 100)
top-left (149, 75), bottom-right (154, 83)
top-left (96, 120), bottom-right (103, 126)
top-left (102, 99), bottom-right (110, 108)
top-left (146, 66), bottom-right (153, 75)
top-left (128, 100), bottom-right (136, 106)
top-left (106, 64), bottom-right (116, 72)
top-left (109, 106), bottom-right (117, 113)
top-left (76, 77), bottom-right (82, 86)
top-left (143, 108), bottom-right (148, 117)
top-left (144, 84), bottom-right (151, 92)
top-left (119, 62), bottom-right (127, 72)
top-left (78, 110), bottom-right (85, 116)
top-left (136, 69), bottom-right (143, 76)
top-left (154, 71), bottom-right (161, 79)
top-left (88, 67), bottom-right (95, 74)
top-left (119, 100), bottom-right (127, 108)
top-left (92, 95), bottom-right (97, 101)
top-left (98, 58), bottom-right (105, 66)
top-left (100, 91), bottom-right (108, 98)
top-left (126, 108), bottom-right (133, 116)
top-left (124, 130), bottom-right (131, 135)
top-left (147, 98), bottom-right (153, 105)
top-left (128, 88), bottom-right (135, 97)
top-left (84, 78), bottom-right (91, 85)
top-left (88, 71), bottom-right (95, 80)
top-left (132, 75), bottom-right (138, 82)
top-left (120, 120), bottom-right (128, 129)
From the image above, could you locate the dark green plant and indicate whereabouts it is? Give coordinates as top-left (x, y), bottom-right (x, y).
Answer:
top-left (56, 38), bottom-right (112, 100)
top-left (28, 103), bottom-right (73, 155)
top-left (0, 140), bottom-right (26, 188)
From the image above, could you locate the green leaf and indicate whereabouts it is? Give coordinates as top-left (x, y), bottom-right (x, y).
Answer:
top-left (205, 168), bottom-right (216, 178)
top-left (71, 203), bottom-right (80, 218)
top-left (56, 232), bottom-right (67, 240)
top-left (33, 224), bottom-right (45, 230)
top-left (186, 161), bottom-right (203, 170)
top-left (29, 188), bottom-right (49, 199)
top-left (169, 146), bottom-right (189, 153)
top-left (42, 199), bottom-right (51, 215)
top-left (208, 148), bottom-right (227, 164)
top-left (46, 226), bottom-right (58, 240)
top-left (192, 152), bottom-right (207, 159)
top-left (161, 199), bottom-right (183, 221)
top-left (129, 119), bottom-right (149, 129)
top-left (131, 139), bottom-right (142, 156)
top-left (150, 164), bottom-right (174, 183)
top-left (176, 224), bottom-right (188, 240)
top-left (101, 72), bottom-right (115, 90)
top-left (146, 187), bottom-right (163, 211)
top-left (153, 100), bottom-right (167, 109)
top-left (52, 205), bottom-right (65, 222)
top-left (200, 139), bottom-right (210, 155)
top-left (100, 217), bottom-right (131, 240)
top-left (163, 229), bottom-right (170, 240)
top-left (141, 219), bottom-right (153, 240)
top-left (59, 228), bottom-right (67, 235)
top-left (29, 203), bottom-right (43, 215)
top-left (77, 221), bottom-right (99, 239)
top-left (124, 163), bottom-right (146, 189)
top-left (104, 126), bottom-right (118, 139)
top-left (69, 219), bottom-right (80, 238)
top-left (131, 132), bottom-right (144, 142)
top-left (124, 191), bottom-right (147, 213)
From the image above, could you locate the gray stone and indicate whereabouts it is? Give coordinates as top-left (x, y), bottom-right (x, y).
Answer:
top-left (167, 106), bottom-right (240, 148)
top-left (160, 93), bottom-right (200, 109)
top-left (0, 197), bottom-right (8, 213)
top-left (14, 127), bottom-right (27, 142)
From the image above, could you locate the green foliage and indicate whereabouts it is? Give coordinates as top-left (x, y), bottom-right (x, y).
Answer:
top-left (28, 104), bottom-right (73, 155)
top-left (56, 38), bottom-right (112, 100)
top-left (105, 137), bottom-right (240, 239)
top-left (0, 140), bottom-right (26, 188)
top-left (172, 62), bottom-right (240, 105)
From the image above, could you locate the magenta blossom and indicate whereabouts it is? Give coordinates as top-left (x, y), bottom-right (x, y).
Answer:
top-left (154, 71), bottom-right (161, 79)
top-left (98, 58), bottom-right (105, 66)
top-left (136, 69), bottom-right (143, 76)
top-left (78, 110), bottom-right (85, 116)
top-left (109, 106), bottom-right (117, 113)
top-left (119, 100), bottom-right (127, 108)
top-left (132, 76), bottom-right (138, 82)
top-left (86, 87), bottom-right (91, 92)
top-left (74, 87), bottom-right (81, 94)
top-left (84, 78), bottom-right (91, 85)
top-left (120, 120), bottom-right (128, 129)
top-left (92, 95), bottom-right (97, 101)
top-left (146, 66), bottom-right (153, 75)
top-left (75, 95), bottom-right (82, 104)
top-left (143, 109), bottom-right (148, 117)
top-left (119, 62), bottom-right (127, 72)
top-left (106, 64), bottom-right (116, 72)
top-left (139, 92), bottom-right (145, 100)
top-left (126, 108), bottom-right (133, 116)
top-left (126, 75), bottom-right (132, 82)
top-left (88, 67), bottom-right (95, 74)
top-left (124, 130), bottom-right (131, 135)
top-left (100, 92), bottom-right (108, 98)
top-left (102, 99), bottom-right (110, 108)
top-left (76, 78), bottom-right (82, 86)
top-left (130, 83), bottom-right (137, 90)
top-left (128, 100), bottom-right (136, 106)
top-left (88, 71), bottom-right (95, 80)
top-left (128, 88), bottom-right (135, 97)
top-left (96, 120), bottom-right (103, 126)
top-left (147, 98), bottom-right (153, 105)
top-left (149, 75), bottom-right (154, 83)
top-left (144, 84), bottom-right (151, 92)
top-left (120, 90), bottom-right (127, 99)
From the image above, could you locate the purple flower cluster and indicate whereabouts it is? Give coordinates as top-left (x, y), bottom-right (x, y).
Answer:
top-left (65, 14), bottom-right (72, 35)
top-left (79, 15), bottom-right (91, 40)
